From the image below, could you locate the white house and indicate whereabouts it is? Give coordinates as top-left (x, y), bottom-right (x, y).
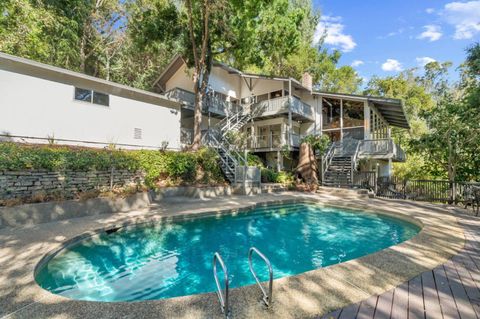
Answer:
top-left (0, 53), bottom-right (181, 150)
top-left (0, 52), bottom-right (410, 186)
top-left (154, 55), bottom-right (410, 185)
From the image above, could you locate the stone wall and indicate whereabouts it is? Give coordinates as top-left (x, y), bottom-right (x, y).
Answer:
top-left (0, 169), bottom-right (144, 201)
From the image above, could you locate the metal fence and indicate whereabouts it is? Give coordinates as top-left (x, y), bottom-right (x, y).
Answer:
top-left (376, 176), bottom-right (480, 206)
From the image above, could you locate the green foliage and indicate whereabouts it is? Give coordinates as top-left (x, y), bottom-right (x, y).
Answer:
top-left (301, 134), bottom-right (331, 154)
top-left (260, 168), bottom-right (294, 184)
top-left (1, 0), bottom-right (361, 93)
top-left (247, 154), bottom-right (264, 168)
top-left (0, 143), bottom-right (225, 188)
top-left (0, 143), bottom-right (138, 171)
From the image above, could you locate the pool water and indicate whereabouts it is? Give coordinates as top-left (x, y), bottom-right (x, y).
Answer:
top-left (35, 203), bottom-right (420, 302)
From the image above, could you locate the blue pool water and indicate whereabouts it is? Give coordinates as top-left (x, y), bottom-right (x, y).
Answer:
top-left (35, 203), bottom-right (420, 302)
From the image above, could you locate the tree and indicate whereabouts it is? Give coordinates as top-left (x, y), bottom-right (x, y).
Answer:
top-left (183, 0), bottom-right (225, 150)
top-left (297, 134), bottom-right (330, 185)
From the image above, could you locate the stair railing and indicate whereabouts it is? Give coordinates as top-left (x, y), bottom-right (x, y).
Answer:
top-left (350, 141), bottom-right (361, 184)
top-left (323, 142), bottom-right (336, 175)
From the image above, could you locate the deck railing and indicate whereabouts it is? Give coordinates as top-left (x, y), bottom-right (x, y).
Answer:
top-left (165, 87), bottom-right (241, 115)
top-left (253, 96), bottom-right (314, 120)
top-left (248, 132), bottom-right (304, 149)
top-left (358, 139), bottom-right (406, 162)
top-left (164, 87), bottom-right (195, 106)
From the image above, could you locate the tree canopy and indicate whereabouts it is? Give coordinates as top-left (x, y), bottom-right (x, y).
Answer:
top-left (0, 0), bottom-right (362, 92)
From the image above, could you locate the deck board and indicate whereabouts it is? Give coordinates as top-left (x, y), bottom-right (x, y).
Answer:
top-left (320, 210), bottom-right (480, 319)
top-left (373, 289), bottom-right (394, 319)
top-left (422, 270), bottom-right (443, 319)
top-left (408, 275), bottom-right (425, 319)
top-left (356, 295), bottom-right (378, 319)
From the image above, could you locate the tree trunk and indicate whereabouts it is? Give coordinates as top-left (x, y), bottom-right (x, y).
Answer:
top-left (297, 142), bottom-right (318, 185)
top-left (192, 73), bottom-right (203, 150)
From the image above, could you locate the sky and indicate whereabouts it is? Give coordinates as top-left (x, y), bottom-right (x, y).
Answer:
top-left (312, 0), bottom-right (480, 83)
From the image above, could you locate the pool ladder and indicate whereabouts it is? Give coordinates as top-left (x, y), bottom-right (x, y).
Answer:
top-left (213, 247), bottom-right (273, 318)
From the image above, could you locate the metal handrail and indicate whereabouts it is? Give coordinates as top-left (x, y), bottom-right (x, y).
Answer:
top-left (213, 252), bottom-right (230, 317)
top-left (323, 142), bottom-right (335, 175)
top-left (248, 247), bottom-right (273, 307)
top-left (350, 141), bottom-right (361, 184)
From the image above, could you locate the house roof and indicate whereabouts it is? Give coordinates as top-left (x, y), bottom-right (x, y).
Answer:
top-left (314, 91), bottom-right (410, 129)
top-left (153, 55), bottom-right (311, 93)
top-left (154, 55), bottom-right (410, 129)
top-left (0, 52), bottom-right (180, 109)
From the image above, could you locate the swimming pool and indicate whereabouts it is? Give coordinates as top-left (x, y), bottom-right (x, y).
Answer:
top-left (35, 202), bottom-right (420, 302)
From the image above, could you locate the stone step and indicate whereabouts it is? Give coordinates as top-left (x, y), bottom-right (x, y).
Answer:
top-left (316, 186), bottom-right (370, 199)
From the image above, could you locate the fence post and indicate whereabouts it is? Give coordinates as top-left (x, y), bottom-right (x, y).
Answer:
top-left (110, 166), bottom-right (114, 190)
top-left (403, 179), bottom-right (407, 199)
top-left (452, 182), bottom-right (456, 204)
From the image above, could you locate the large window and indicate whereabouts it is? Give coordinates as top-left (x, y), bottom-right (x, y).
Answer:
top-left (74, 87), bottom-right (109, 106)
top-left (322, 98), bottom-right (341, 129)
top-left (343, 100), bottom-right (364, 128)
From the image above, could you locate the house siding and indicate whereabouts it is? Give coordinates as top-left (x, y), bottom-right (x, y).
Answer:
top-left (0, 70), bottom-right (181, 150)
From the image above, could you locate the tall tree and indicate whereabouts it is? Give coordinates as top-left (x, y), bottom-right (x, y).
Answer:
top-left (182, 0), bottom-right (231, 150)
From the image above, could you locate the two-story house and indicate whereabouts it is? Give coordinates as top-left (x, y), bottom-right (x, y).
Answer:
top-left (154, 55), bottom-right (409, 186)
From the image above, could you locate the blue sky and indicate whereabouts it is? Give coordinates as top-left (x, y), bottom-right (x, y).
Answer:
top-left (312, 0), bottom-right (480, 83)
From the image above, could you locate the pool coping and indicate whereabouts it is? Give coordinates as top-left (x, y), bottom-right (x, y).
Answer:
top-left (0, 192), bottom-right (465, 318)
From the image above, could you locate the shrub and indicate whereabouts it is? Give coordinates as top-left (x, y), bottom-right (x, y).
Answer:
top-left (0, 143), bottom-right (138, 171)
top-left (247, 154), bottom-right (264, 168)
top-left (0, 143), bottom-right (226, 188)
top-left (261, 168), bottom-right (278, 183)
top-left (261, 168), bottom-right (294, 184)
top-left (276, 171), bottom-right (294, 184)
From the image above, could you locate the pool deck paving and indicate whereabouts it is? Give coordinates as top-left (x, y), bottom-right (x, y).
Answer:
top-left (0, 191), bottom-right (473, 318)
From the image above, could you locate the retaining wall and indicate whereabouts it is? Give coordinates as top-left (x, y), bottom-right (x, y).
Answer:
top-left (0, 169), bottom-right (144, 201)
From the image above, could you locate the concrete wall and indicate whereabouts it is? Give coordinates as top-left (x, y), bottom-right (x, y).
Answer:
top-left (0, 70), bottom-right (181, 150)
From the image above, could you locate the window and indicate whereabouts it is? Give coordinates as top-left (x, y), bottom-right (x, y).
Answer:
top-left (74, 88), bottom-right (92, 102)
top-left (74, 87), bottom-right (109, 106)
top-left (93, 92), bottom-right (109, 106)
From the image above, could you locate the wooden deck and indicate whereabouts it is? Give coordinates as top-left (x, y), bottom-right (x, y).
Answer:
top-left (321, 211), bottom-right (480, 319)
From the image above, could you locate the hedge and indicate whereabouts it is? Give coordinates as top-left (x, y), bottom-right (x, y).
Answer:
top-left (0, 143), bottom-right (225, 188)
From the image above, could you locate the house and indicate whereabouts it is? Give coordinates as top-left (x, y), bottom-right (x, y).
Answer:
top-left (0, 53), bottom-right (181, 150)
top-left (154, 55), bottom-right (409, 186)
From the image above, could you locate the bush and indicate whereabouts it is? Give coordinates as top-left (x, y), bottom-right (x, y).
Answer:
top-left (261, 168), bottom-right (294, 185)
top-left (0, 143), bottom-right (138, 171)
top-left (261, 168), bottom-right (278, 183)
top-left (247, 154), bottom-right (264, 168)
top-left (0, 143), bottom-right (226, 188)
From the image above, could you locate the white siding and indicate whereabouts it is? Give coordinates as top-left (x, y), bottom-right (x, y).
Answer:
top-left (209, 67), bottom-right (241, 99)
top-left (0, 70), bottom-right (181, 150)
top-left (165, 64), bottom-right (194, 92)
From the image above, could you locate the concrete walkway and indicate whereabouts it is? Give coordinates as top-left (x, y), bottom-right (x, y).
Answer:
top-left (0, 191), bottom-right (468, 318)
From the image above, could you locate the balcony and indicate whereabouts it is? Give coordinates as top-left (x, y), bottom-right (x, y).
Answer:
top-left (248, 132), bottom-right (303, 150)
top-left (164, 87), bottom-right (241, 116)
top-left (357, 139), bottom-right (406, 162)
top-left (252, 96), bottom-right (314, 121)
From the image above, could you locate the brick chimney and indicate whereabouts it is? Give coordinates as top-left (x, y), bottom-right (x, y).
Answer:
top-left (302, 72), bottom-right (312, 91)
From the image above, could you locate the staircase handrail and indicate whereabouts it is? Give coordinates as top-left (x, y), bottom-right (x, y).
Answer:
top-left (351, 141), bottom-right (361, 170)
top-left (350, 141), bottom-right (361, 184)
top-left (323, 142), bottom-right (336, 175)
top-left (204, 129), bottom-right (246, 166)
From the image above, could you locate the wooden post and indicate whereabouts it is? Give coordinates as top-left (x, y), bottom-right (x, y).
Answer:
top-left (340, 99), bottom-right (343, 141)
top-left (364, 101), bottom-right (370, 140)
top-left (288, 79), bottom-right (293, 145)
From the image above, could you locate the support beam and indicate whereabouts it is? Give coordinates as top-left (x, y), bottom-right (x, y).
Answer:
top-left (288, 79), bottom-right (293, 145)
